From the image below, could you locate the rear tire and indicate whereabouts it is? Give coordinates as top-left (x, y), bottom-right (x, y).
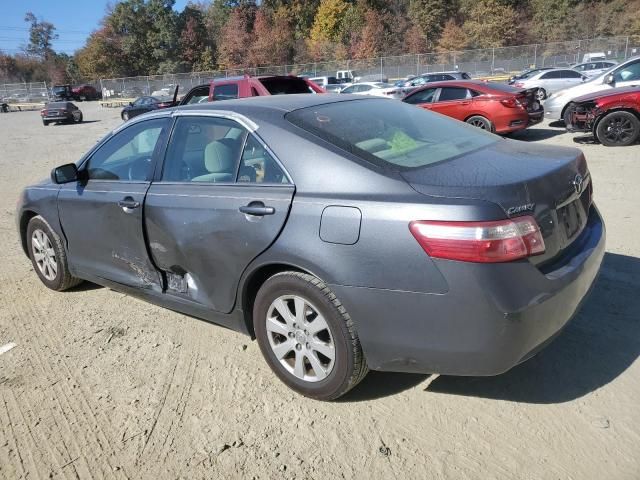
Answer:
top-left (466, 115), bottom-right (493, 131)
top-left (253, 272), bottom-right (368, 401)
top-left (595, 111), bottom-right (640, 147)
top-left (73, 111), bottom-right (83, 123)
top-left (27, 216), bottom-right (82, 291)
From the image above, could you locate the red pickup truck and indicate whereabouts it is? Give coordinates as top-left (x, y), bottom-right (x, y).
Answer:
top-left (178, 74), bottom-right (324, 105)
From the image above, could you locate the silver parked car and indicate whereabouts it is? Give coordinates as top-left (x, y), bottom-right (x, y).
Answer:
top-left (17, 95), bottom-right (604, 400)
top-left (339, 82), bottom-right (403, 99)
top-left (545, 55), bottom-right (640, 122)
top-left (572, 60), bottom-right (617, 78)
top-left (513, 68), bottom-right (587, 100)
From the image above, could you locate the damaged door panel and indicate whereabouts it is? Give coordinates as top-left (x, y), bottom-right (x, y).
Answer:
top-left (144, 183), bottom-right (294, 313)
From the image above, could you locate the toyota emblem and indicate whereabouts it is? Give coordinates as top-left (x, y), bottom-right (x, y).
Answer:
top-left (573, 174), bottom-right (584, 195)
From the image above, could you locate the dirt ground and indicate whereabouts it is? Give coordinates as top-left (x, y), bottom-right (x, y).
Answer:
top-left (0, 102), bottom-right (639, 480)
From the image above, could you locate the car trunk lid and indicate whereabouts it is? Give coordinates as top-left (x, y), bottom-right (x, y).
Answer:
top-left (400, 139), bottom-right (592, 266)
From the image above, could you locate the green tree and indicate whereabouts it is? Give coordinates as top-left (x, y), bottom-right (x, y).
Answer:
top-left (307, 0), bottom-right (349, 60)
top-left (24, 12), bottom-right (58, 60)
top-left (408, 0), bottom-right (456, 48)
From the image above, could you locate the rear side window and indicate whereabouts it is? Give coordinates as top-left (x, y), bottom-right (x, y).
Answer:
top-left (286, 99), bottom-right (497, 170)
top-left (462, 73), bottom-right (471, 79)
top-left (259, 77), bottom-right (313, 94)
top-left (438, 87), bottom-right (469, 101)
top-left (562, 70), bottom-right (583, 78)
top-left (238, 135), bottom-right (289, 184)
top-left (213, 84), bottom-right (239, 101)
top-left (540, 71), bottom-right (560, 79)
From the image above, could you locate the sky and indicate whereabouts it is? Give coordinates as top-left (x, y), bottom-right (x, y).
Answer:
top-left (0, 0), bottom-right (190, 55)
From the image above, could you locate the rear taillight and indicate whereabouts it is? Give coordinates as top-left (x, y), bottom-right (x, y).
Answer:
top-left (500, 97), bottom-right (523, 108)
top-left (409, 216), bottom-right (545, 263)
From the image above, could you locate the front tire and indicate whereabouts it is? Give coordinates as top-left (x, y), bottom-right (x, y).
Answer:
top-left (27, 216), bottom-right (82, 291)
top-left (121, 111), bottom-right (129, 121)
top-left (253, 272), bottom-right (368, 400)
top-left (536, 88), bottom-right (547, 101)
top-left (595, 111), bottom-right (640, 147)
top-left (72, 111), bottom-right (83, 123)
top-left (466, 115), bottom-right (493, 131)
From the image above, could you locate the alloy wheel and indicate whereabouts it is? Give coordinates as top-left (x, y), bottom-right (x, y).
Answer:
top-left (469, 119), bottom-right (488, 129)
top-left (31, 229), bottom-right (57, 281)
top-left (265, 295), bottom-right (335, 382)
top-left (602, 115), bottom-right (635, 144)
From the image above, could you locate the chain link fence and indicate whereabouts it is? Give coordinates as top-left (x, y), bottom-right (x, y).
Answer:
top-left (97, 36), bottom-right (640, 99)
top-left (0, 82), bottom-right (49, 104)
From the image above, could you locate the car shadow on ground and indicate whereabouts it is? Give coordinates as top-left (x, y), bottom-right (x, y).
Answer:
top-left (510, 128), bottom-right (566, 142)
top-left (338, 371), bottom-right (429, 402)
top-left (548, 120), bottom-right (566, 128)
top-left (68, 281), bottom-right (103, 292)
top-left (427, 252), bottom-right (640, 404)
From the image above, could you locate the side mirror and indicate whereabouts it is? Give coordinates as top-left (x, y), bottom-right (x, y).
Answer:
top-left (129, 102), bottom-right (133, 106)
top-left (51, 163), bottom-right (78, 184)
top-left (604, 74), bottom-right (615, 85)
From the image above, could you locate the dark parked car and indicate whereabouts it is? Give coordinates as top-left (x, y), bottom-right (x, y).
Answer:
top-left (40, 102), bottom-right (83, 126)
top-left (565, 86), bottom-right (640, 146)
top-left (17, 95), bottom-right (605, 400)
top-left (121, 96), bottom-right (176, 121)
top-left (403, 80), bottom-right (543, 134)
top-left (50, 84), bottom-right (75, 101)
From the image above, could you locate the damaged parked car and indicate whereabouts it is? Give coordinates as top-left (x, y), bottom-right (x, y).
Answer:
top-left (565, 86), bottom-right (640, 146)
top-left (17, 96), bottom-right (604, 400)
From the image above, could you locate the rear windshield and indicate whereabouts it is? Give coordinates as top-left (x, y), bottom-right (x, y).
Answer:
top-left (286, 99), bottom-right (497, 170)
top-left (47, 102), bottom-right (70, 108)
top-left (482, 82), bottom-right (522, 93)
top-left (260, 77), bottom-right (314, 95)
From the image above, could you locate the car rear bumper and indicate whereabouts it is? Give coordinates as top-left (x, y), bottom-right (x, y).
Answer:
top-left (494, 107), bottom-right (543, 134)
top-left (331, 206), bottom-right (605, 376)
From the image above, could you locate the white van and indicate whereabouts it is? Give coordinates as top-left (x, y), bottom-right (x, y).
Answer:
top-left (582, 52), bottom-right (607, 63)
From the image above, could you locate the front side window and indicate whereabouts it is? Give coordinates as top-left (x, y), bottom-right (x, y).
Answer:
top-left (341, 86), bottom-right (355, 94)
top-left (614, 61), bottom-right (640, 82)
top-left (86, 118), bottom-right (169, 181)
top-left (404, 88), bottom-right (437, 105)
top-left (286, 99), bottom-right (496, 170)
top-left (213, 84), bottom-right (239, 101)
top-left (162, 116), bottom-right (247, 182)
top-left (238, 135), bottom-right (289, 184)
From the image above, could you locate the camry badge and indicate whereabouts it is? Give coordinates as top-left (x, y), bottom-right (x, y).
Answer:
top-left (573, 174), bottom-right (584, 195)
top-left (507, 203), bottom-right (535, 215)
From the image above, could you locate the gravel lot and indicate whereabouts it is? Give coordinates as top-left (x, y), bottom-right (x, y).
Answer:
top-left (1, 102), bottom-right (639, 480)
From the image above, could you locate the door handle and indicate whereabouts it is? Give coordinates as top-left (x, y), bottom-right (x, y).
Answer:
top-left (118, 197), bottom-right (140, 210)
top-left (239, 202), bottom-right (275, 216)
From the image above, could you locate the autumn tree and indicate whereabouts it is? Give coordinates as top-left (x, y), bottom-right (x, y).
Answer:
top-left (437, 19), bottom-right (468, 53)
top-left (463, 0), bottom-right (518, 48)
top-left (409, 0), bottom-right (456, 49)
top-left (307, 0), bottom-right (349, 60)
top-left (179, 6), bottom-right (208, 71)
top-left (217, 6), bottom-right (256, 69)
top-left (350, 9), bottom-right (386, 59)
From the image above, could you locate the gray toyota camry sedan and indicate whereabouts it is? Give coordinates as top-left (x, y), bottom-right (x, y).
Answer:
top-left (16, 95), bottom-right (605, 400)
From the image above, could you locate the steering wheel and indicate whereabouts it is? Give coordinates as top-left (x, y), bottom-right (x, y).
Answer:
top-left (128, 157), bottom-right (152, 181)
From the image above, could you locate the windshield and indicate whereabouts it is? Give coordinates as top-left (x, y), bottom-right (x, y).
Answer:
top-left (286, 99), bottom-right (497, 170)
top-left (52, 86), bottom-right (67, 93)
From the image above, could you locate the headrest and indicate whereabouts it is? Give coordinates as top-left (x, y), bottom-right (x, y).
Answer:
top-left (204, 141), bottom-right (234, 173)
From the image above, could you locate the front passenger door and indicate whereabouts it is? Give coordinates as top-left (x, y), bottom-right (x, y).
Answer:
top-left (58, 117), bottom-right (171, 289)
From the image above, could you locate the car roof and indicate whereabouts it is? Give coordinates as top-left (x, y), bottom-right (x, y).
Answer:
top-left (405, 80), bottom-right (522, 95)
top-left (175, 93), bottom-right (366, 114)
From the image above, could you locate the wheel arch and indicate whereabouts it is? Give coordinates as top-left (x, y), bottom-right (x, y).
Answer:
top-left (19, 209), bottom-right (39, 256)
top-left (593, 107), bottom-right (640, 136)
top-left (240, 262), bottom-right (318, 338)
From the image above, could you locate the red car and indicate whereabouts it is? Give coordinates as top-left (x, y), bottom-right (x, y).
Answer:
top-left (566, 86), bottom-right (640, 147)
top-left (179, 74), bottom-right (324, 105)
top-left (71, 84), bottom-right (100, 101)
top-left (402, 80), bottom-right (543, 134)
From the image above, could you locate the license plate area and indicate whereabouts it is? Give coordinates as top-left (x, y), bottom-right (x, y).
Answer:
top-left (558, 194), bottom-right (589, 241)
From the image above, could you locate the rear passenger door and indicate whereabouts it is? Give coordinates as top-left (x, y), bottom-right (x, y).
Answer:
top-left (144, 113), bottom-right (295, 313)
top-left (430, 87), bottom-right (471, 120)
